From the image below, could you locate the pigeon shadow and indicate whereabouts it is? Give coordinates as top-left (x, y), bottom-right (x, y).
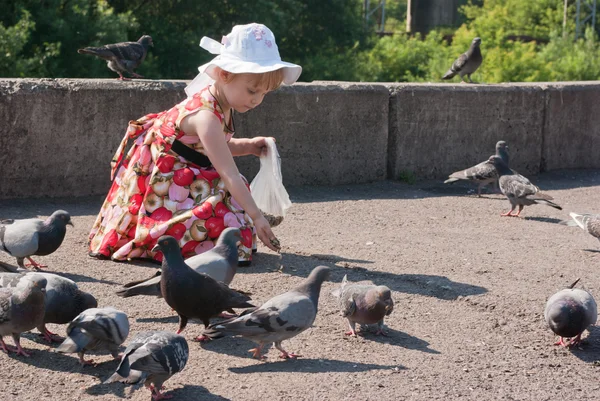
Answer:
top-left (583, 249), bottom-right (600, 254)
top-left (242, 252), bottom-right (487, 301)
top-left (522, 216), bottom-right (564, 225)
top-left (59, 271), bottom-right (121, 285)
top-left (86, 382), bottom-right (232, 400)
top-left (136, 315), bottom-right (179, 325)
top-left (344, 326), bottom-right (440, 354)
top-left (228, 358), bottom-right (405, 374)
top-left (567, 326), bottom-right (600, 363)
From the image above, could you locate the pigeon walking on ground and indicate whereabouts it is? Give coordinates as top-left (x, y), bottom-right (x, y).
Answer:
top-left (331, 275), bottom-right (394, 337)
top-left (442, 37), bottom-right (483, 83)
top-left (78, 35), bottom-right (153, 80)
top-left (0, 210), bottom-right (73, 269)
top-left (561, 213), bottom-right (600, 246)
top-left (205, 265), bottom-right (331, 360)
top-left (56, 307), bottom-right (129, 366)
top-left (444, 140), bottom-right (509, 197)
top-left (0, 275), bottom-right (47, 356)
top-left (488, 155), bottom-right (562, 217)
top-left (116, 228), bottom-right (241, 298)
top-left (0, 272), bottom-right (97, 342)
top-left (545, 279), bottom-right (597, 347)
top-left (153, 235), bottom-right (254, 342)
top-left (105, 330), bottom-right (188, 401)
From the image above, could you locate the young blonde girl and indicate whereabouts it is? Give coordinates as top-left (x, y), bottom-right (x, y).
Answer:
top-left (89, 23), bottom-right (301, 265)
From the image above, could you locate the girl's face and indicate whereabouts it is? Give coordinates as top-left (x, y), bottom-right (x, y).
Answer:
top-left (220, 73), bottom-right (271, 113)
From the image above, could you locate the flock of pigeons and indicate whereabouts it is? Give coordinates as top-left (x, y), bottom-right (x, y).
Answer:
top-left (443, 140), bottom-right (600, 347)
top-left (0, 214), bottom-right (394, 399)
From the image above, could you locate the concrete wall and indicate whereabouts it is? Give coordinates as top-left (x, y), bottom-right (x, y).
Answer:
top-left (0, 78), bottom-right (599, 199)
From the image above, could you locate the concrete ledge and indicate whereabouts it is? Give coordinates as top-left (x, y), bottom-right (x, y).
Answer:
top-left (1, 79), bottom-right (600, 199)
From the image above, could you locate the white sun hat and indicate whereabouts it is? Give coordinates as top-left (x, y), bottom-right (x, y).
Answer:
top-left (185, 23), bottom-right (302, 97)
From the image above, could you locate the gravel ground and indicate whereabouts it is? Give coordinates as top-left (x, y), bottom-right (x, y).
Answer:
top-left (1, 169), bottom-right (600, 401)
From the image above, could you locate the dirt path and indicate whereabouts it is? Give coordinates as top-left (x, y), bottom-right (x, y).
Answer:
top-left (1, 169), bottom-right (600, 400)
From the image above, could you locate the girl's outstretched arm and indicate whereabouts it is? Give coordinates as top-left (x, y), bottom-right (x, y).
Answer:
top-left (181, 111), bottom-right (280, 252)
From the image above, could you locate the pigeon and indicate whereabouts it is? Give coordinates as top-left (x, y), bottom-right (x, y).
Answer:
top-left (116, 227), bottom-right (242, 298)
top-left (0, 210), bottom-right (73, 269)
top-left (56, 307), bottom-right (130, 365)
top-left (488, 155), bottom-right (562, 216)
top-left (205, 265), bottom-right (331, 359)
top-left (561, 212), bottom-right (600, 246)
top-left (0, 274), bottom-right (47, 356)
top-left (77, 35), bottom-right (153, 80)
top-left (444, 140), bottom-right (509, 196)
top-left (105, 330), bottom-right (189, 401)
top-left (331, 275), bottom-right (394, 337)
top-left (442, 37), bottom-right (483, 83)
top-left (152, 235), bottom-right (254, 342)
top-left (545, 279), bottom-right (597, 347)
top-left (0, 271), bottom-right (97, 342)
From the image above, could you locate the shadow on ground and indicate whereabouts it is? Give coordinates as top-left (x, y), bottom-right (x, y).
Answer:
top-left (227, 357), bottom-right (405, 374)
top-left (244, 252), bottom-right (487, 301)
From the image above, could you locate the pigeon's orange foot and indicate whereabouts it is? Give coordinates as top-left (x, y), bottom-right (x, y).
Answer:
top-left (14, 344), bottom-right (31, 357)
top-left (218, 312), bottom-right (237, 319)
top-left (249, 347), bottom-right (266, 360)
top-left (193, 335), bottom-right (210, 343)
top-left (500, 211), bottom-right (518, 217)
top-left (131, 73), bottom-right (144, 79)
top-left (79, 356), bottom-right (96, 366)
top-left (344, 330), bottom-right (357, 337)
top-left (25, 257), bottom-right (47, 269)
top-left (374, 329), bottom-right (388, 337)
top-left (279, 351), bottom-right (301, 359)
top-left (150, 386), bottom-right (172, 401)
top-left (40, 330), bottom-right (63, 343)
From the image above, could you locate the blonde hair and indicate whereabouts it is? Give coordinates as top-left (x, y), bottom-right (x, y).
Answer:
top-left (219, 68), bottom-right (285, 91)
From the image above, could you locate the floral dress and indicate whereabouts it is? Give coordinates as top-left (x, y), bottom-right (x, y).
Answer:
top-left (89, 86), bottom-right (255, 263)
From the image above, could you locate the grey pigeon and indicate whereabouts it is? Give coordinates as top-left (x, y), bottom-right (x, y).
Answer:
top-left (0, 210), bottom-right (73, 269)
top-left (442, 37), bottom-right (483, 83)
top-left (105, 330), bottom-right (188, 400)
top-left (545, 279), bottom-right (597, 347)
top-left (78, 35), bottom-right (153, 80)
top-left (56, 307), bottom-right (129, 365)
top-left (331, 275), bottom-right (394, 337)
top-left (0, 275), bottom-right (46, 357)
top-left (0, 271), bottom-right (97, 343)
top-left (444, 140), bottom-right (509, 196)
top-left (562, 213), bottom-right (600, 246)
top-left (152, 235), bottom-right (254, 342)
top-left (116, 227), bottom-right (241, 298)
top-left (206, 265), bottom-right (330, 359)
top-left (488, 155), bottom-right (562, 216)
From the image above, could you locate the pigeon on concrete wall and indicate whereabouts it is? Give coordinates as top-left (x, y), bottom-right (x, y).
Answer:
top-left (444, 140), bottom-right (509, 197)
top-left (0, 275), bottom-right (47, 356)
top-left (442, 37), bottom-right (483, 83)
top-left (205, 265), bottom-right (330, 360)
top-left (105, 330), bottom-right (188, 401)
top-left (332, 275), bottom-right (394, 337)
top-left (0, 210), bottom-right (73, 269)
top-left (545, 279), bottom-right (597, 347)
top-left (153, 236), bottom-right (254, 342)
top-left (78, 35), bottom-right (153, 80)
top-left (488, 155), bottom-right (561, 216)
top-left (116, 228), bottom-right (241, 298)
top-left (57, 307), bottom-right (130, 365)
top-left (0, 271), bottom-right (97, 342)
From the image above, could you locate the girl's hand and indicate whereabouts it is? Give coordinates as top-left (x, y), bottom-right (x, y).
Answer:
top-left (247, 136), bottom-right (275, 157)
top-left (253, 215), bottom-right (281, 252)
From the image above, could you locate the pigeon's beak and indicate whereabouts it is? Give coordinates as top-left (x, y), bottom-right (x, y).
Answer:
top-left (68, 221), bottom-right (74, 227)
top-left (151, 244), bottom-right (161, 253)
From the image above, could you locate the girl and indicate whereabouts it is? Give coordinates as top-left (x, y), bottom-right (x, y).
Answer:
top-left (89, 23), bottom-right (302, 265)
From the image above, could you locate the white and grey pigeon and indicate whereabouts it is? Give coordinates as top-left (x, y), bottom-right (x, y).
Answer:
top-left (444, 140), bottom-right (509, 196)
top-left (331, 275), bottom-right (394, 337)
top-left (488, 155), bottom-right (562, 217)
top-left (561, 212), bottom-right (600, 247)
top-left (0, 271), bottom-right (97, 342)
top-left (545, 279), bottom-right (597, 347)
top-left (104, 330), bottom-right (188, 401)
top-left (116, 227), bottom-right (241, 298)
top-left (442, 37), bottom-right (483, 83)
top-left (77, 35), bottom-right (153, 80)
top-left (56, 307), bottom-right (129, 366)
top-left (0, 210), bottom-right (73, 269)
top-left (205, 265), bottom-right (331, 360)
top-left (0, 274), bottom-right (47, 357)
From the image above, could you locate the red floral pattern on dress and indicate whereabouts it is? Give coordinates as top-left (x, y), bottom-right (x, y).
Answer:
top-left (89, 86), bottom-right (256, 263)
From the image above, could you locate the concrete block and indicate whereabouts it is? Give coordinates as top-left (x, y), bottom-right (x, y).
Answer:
top-left (542, 82), bottom-right (600, 171)
top-left (235, 82), bottom-right (389, 186)
top-left (388, 83), bottom-right (546, 180)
